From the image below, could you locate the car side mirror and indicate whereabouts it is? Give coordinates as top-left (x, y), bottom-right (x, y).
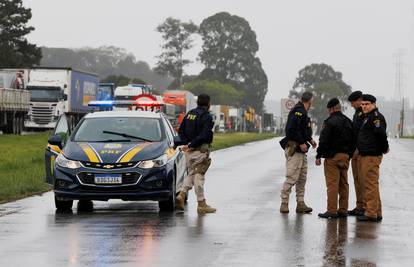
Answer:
top-left (48, 134), bottom-right (63, 149)
top-left (173, 136), bottom-right (185, 147)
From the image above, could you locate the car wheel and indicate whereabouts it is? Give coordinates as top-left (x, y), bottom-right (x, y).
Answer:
top-left (55, 196), bottom-right (73, 211)
top-left (77, 200), bottom-right (93, 212)
top-left (159, 172), bottom-right (176, 212)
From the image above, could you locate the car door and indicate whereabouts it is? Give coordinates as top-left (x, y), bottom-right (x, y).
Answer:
top-left (162, 116), bottom-right (186, 186)
top-left (45, 114), bottom-right (70, 185)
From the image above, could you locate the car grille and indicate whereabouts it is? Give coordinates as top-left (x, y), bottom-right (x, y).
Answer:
top-left (77, 172), bottom-right (142, 186)
top-left (81, 162), bottom-right (138, 170)
top-left (31, 106), bottom-right (53, 124)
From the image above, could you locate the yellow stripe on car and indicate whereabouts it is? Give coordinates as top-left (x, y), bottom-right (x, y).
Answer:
top-left (79, 143), bottom-right (101, 163)
top-left (119, 144), bottom-right (146, 163)
top-left (47, 144), bottom-right (61, 154)
top-left (166, 148), bottom-right (176, 159)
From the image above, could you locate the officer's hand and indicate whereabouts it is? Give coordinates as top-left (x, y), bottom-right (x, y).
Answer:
top-left (181, 145), bottom-right (190, 152)
top-left (315, 158), bottom-right (321, 166)
top-left (310, 140), bottom-right (317, 149)
top-left (300, 143), bottom-right (308, 152)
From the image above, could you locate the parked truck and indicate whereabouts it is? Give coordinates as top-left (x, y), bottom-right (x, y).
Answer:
top-left (162, 90), bottom-right (196, 128)
top-left (24, 68), bottom-right (99, 130)
top-left (0, 69), bottom-right (30, 134)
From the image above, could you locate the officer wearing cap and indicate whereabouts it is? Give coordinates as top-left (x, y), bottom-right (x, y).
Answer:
top-left (347, 91), bottom-right (366, 216)
top-left (279, 91), bottom-right (316, 213)
top-left (315, 98), bottom-right (354, 219)
top-left (357, 94), bottom-right (389, 222)
top-left (176, 94), bottom-right (216, 214)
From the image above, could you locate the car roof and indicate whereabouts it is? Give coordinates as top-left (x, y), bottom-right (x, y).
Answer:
top-left (84, 111), bottom-right (162, 119)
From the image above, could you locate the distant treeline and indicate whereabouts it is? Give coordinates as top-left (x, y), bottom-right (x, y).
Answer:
top-left (40, 46), bottom-right (172, 89)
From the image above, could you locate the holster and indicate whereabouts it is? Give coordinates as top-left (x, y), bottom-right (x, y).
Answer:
top-left (286, 141), bottom-right (298, 157)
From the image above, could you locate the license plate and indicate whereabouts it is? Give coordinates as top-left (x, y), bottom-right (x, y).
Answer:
top-left (94, 174), bottom-right (122, 184)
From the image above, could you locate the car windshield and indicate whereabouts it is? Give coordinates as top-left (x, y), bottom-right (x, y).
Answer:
top-left (73, 117), bottom-right (163, 142)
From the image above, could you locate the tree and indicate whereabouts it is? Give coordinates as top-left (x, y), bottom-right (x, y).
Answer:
top-left (199, 12), bottom-right (268, 112)
top-left (291, 63), bottom-right (352, 132)
top-left (155, 17), bottom-right (198, 87)
top-left (101, 75), bottom-right (146, 88)
top-left (0, 0), bottom-right (41, 68)
top-left (291, 63), bottom-right (351, 97)
top-left (182, 80), bottom-right (243, 106)
top-left (41, 46), bottom-right (172, 89)
top-left (311, 81), bottom-right (347, 132)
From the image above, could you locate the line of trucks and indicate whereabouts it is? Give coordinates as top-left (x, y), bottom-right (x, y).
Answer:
top-left (0, 67), bottom-right (272, 134)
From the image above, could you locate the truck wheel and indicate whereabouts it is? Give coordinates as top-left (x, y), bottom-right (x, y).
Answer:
top-left (159, 174), bottom-right (176, 212)
top-left (55, 196), bottom-right (73, 211)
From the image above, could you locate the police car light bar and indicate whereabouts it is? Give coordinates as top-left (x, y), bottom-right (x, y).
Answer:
top-left (88, 100), bottom-right (114, 107)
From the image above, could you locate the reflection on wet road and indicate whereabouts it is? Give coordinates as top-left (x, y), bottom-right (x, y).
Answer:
top-left (0, 138), bottom-right (413, 266)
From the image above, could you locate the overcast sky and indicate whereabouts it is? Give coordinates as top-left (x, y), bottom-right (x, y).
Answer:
top-left (23, 0), bottom-right (414, 104)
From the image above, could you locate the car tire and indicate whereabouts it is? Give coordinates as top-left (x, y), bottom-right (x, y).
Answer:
top-left (77, 200), bottom-right (93, 212)
top-left (55, 196), bottom-right (73, 211)
top-left (159, 172), bottom-right (176, 212)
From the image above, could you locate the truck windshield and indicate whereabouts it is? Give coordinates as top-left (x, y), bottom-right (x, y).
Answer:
top-left (73, 117), bottom-right (163, 142)
top-left (27, 86), bottom-right (62, 102)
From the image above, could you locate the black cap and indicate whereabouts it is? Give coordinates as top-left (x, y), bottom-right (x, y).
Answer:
top-left (362, 94), bottom-right (376, 103)
top-left (327, 98), bottom-right (340, 108)
top-left (348, 91), bottom-right (363, 102)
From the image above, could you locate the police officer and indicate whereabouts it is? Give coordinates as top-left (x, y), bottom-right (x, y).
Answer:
top-left (315, 98), bottom-right (354, 219)
top-left (175, 94), bottom-right (216, 214)
top-left (279, 91), bottom-right (316, 213)
top-left (347, 91), bottom-right (366, 216)
top-left (357, 94), bottom-right (389, 222)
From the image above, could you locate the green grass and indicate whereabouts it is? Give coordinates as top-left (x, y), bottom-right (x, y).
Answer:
top-left (0, 131), bottom-right (276, 204)
top-left (212, 132), bottom-right (277, 151)
top-left (0, 132), bottom-right (50, 203)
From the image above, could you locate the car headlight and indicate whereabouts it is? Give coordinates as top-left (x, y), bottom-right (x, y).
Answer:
top-left (56, 154), bottom-right (81, 169)
top-left (138, 154), bottom-right (168, 169)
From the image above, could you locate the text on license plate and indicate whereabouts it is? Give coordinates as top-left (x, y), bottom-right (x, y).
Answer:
top-left (94, 174), bottom-right (122, 184)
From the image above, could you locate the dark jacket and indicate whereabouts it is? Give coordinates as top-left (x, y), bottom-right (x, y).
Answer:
top-left (178, 106), bottom-right (214, 149)
top-left (316, 111), bottom-right (354, 159)
top-left (357, 108), bottom-right (389, 156)
top-left (352, 106), bottom-right (365, 144)
top-left (281, 102), bottom-right (312, 153)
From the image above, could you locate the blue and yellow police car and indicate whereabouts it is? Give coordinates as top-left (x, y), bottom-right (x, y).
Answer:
top-left (45, 111), bottom-right (186, 211)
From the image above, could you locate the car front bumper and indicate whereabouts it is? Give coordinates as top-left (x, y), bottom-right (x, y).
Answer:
top-left (53, 163), bottom-right (174, 201)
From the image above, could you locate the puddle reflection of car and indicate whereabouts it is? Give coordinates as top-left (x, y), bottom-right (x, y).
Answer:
top-left (45, 111), bottom-right (186, 211)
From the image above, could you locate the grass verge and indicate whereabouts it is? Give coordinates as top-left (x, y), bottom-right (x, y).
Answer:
top-left (0, 132), bottom-right (50, 204)
top-left (212, 132), bottom-right (277, 151)
top-left (0, 132), bottom-right (276, 204)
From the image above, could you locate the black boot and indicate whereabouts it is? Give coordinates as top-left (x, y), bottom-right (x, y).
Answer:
top-left (348, 207), bottom-right (364, 216)
top-left (318, 211), bottom-right (338, 219)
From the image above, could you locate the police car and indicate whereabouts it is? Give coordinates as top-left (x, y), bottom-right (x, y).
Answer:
top-left (45, 111), bottom-right (186, 211)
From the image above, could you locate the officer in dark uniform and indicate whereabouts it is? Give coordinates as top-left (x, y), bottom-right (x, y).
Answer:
top-left (176, 94), bottom-right (216, 214)
top-left (347, 91), bottom-right (367, 216)
top-left (315, 98), bottom-right (354, 219)
top-left (357, 94), bottom-right (389, 222)
top-left (279, 91), bottom-right (316, 213)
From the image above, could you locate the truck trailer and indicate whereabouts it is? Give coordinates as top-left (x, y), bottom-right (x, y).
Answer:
top-left (24, 68), bottom-right (99, 130)
top-left (0, 70), bottom-right (30, 134)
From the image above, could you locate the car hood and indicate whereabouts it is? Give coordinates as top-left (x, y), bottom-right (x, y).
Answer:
top-left (63, 141), bottom-right (168, 163)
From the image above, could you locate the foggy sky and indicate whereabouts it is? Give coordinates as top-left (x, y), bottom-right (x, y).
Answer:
top-left (22, 0), bottom-right (414, 104)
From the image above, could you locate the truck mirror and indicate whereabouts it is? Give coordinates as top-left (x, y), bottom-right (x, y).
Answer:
top-left (63, 94), bottom-right (68, 101)
top-left (48, 134), bottom-right (63, 149)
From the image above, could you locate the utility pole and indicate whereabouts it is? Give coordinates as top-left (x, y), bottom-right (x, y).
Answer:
top-left (394, 49), bottom-right (405, 137)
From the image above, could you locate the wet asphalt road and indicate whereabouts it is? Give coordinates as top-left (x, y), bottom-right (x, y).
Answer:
top-left (1, 138), bottom-right (414, 266)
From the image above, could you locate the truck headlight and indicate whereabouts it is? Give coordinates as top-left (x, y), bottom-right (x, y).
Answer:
top-left (56, 154), bottom-right (81, 169)
top-left (138, 154), bottom-right (168, 169)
